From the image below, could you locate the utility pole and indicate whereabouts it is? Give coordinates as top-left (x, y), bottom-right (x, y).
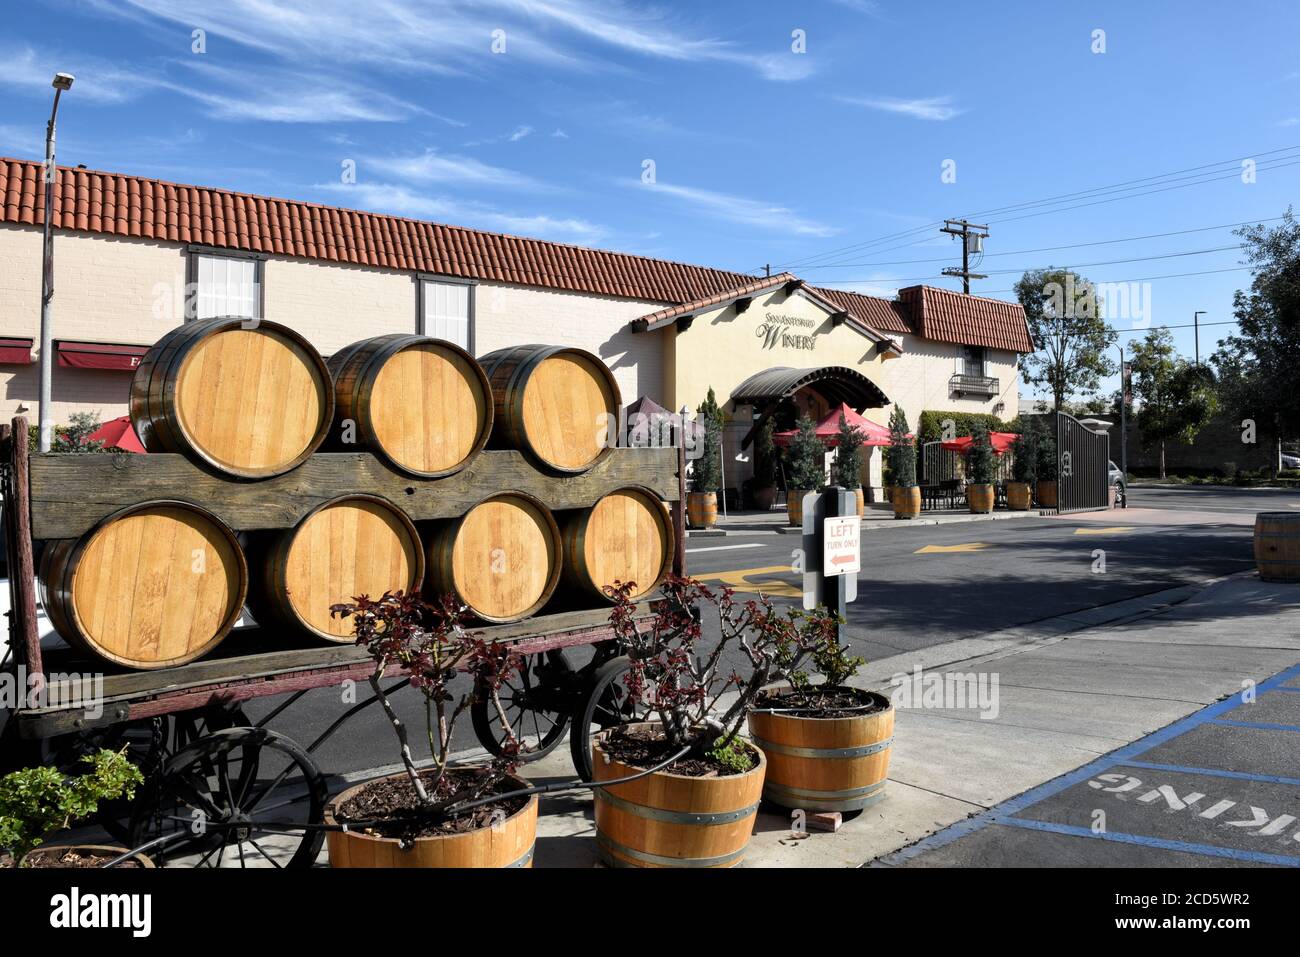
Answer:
top-left (764, 263), bottom-right (771, 278)
top-left (940, 219), bottom-right (989, 294)
top-left (1193, 311), bottom-right (1206, 365)
top-left (1118, 345), bottom-right (1129, 479)
top-left (39, 73), bottom-right (75, 453)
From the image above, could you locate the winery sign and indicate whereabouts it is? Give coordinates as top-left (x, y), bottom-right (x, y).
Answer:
top-left (755, 311), bottom-right (818, 352)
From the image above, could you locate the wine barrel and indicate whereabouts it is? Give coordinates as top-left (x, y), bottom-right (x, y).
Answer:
top-left (1005, 481), bottom-right (1032, 511)
top-left (479, 345), bottom-right (621, 473)
top-left (562, 487), bottom-right (672, 602)
top-left (747, 691), bottom-right (894, 812)
top-left (39, 502), bottom-right (247, 670)
top-left (966, 483), bottom-right (994, 514)
top-left (247, 495), bottom-right (424, 643)
top-left (328, 335), bottom-right (492, 477)
top-left (425, 492), bottom-right (561, 623)
top-left (686, 491), bottom-right (717, 529)
top-left (1036, 480), bottom-right (1059, 508)
top-left (130, 317), bottom-right (333, 478)
top-left (1254, 512), bottom-right (1300, 582)
top-left (325, 771), bottom-right (537, 868)
top-left (593, 724), bottom-right (765, 868)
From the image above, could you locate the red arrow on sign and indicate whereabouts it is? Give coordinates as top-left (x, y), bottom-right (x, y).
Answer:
top-left (830, 554), bottom-right (856, 565)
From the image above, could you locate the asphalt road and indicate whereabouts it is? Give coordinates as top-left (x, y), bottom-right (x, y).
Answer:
top-left (245, 484), bottom-right (1287, 778)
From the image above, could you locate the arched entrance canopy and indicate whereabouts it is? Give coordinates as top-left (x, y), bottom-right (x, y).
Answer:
top-left (732, 366), bottom-right (890, 410)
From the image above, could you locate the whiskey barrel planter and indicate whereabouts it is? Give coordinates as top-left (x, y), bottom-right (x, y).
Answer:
top-left (247, 495), bottom-right (424, 643)
top-left (425, 491), bottom-right (562, 623)
top-left (1006, 481), bottom-right (1032, 511)
top-left (327, 334), bottom-right (492, 477)
top-left (39, 502), bottom-right (247, 670)
top-left (966, 483), bottom-right (994, 514)
top-left (747, 690), bottom-right (893, 812)
top-left (686, 490), bottom-right (717, 529)
top-left (1036, 480), bottom-right (1059, 508)
top-left (324, 772), bottom-right (537, 868)
top-left (787, 489), bottom-right (812, 527)
top-left (479, 345), bottom-right (621, 474)
top-left (20, 844), bottom-right (156, 868)
top-left (561, 487), bottom-right (673, 602)
top-left (893, 485), bottom-right (921, 520)
top-left (130, 317), bottom-right (333, 479)
top-left (592, 724), bottom-right (765, 868)
top-left (1254, 512), bottom-right (1300, 582)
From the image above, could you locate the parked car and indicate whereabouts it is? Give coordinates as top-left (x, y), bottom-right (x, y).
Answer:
top-left (1108, 461), bottom-right (1127, 508)
top-left (1280, 452), bottom-right (1300, 470)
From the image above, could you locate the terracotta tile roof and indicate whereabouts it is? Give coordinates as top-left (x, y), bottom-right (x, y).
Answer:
top-left (898, 285), bottom-right (1035, 353)
top-left (0, 156), bottom-right (1031, 352)
top-left (634, 273), bottom-right (800, 329)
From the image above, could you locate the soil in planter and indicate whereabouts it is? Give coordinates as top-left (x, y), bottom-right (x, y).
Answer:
top-left (600, 724), bottom-right (757, 777)
top-left (755, 686), bottom-right (887, 719)
top-left (18, 848), bottom-right (146, 868)
top-left (335, 767), bottom-right (528, 842)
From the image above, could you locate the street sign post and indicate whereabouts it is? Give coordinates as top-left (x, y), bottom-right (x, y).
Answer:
top-left (800, 486), bottom-right (860, 617)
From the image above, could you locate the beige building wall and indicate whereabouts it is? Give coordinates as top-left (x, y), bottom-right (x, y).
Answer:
top-left (263, 257), bottom-right (418, 355)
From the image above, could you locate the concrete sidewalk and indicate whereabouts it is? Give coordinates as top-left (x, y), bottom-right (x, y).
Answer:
top-left (304, 570), bottom-right (1300, 868)
top-left (689, 505), bottom-right (1050, 537)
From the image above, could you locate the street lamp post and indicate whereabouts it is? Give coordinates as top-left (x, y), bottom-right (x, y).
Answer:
top-left (39, 72), bottom-right (75, 452)
top-left (1118, 345), bottom-right (1128, 479)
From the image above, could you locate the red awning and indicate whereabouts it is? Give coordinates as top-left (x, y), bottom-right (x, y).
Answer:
top-left (940, 431), bottom-right (1019, 456)
top-left (0, 337), bottom-right (33, 365)
top-left (86, 415), bottom-right (147, 453)
top-left (56, 340), bottom-right (150, 371)
top-left (773, 402), bottom-right (906, 448)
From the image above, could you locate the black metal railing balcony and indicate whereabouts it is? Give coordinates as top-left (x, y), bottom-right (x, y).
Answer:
top-left (949, 373), bottom-right (1000, 397)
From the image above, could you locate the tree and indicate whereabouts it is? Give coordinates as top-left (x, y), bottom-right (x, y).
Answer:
top-left (1011, 427), bottom-right (1038, 484)
top-left (693, 388), bottom-right (723, 493)
top-left (1129, 328), bottom-right (1218, 478)
top-left (886, 406), bottom-right (916, 487)
top-left (1211, 209), bottom-right (1300, 470)
top-left (52, 411), bottom-right (104, 453)
top-left (966, 423), bottom-right (996, 485)
top-left (831, 413), bottom-right (864, 489)
top-left (786, 415), bottom-right (825, 490)
top-left (1015, 267), bottom-right (1118, 411)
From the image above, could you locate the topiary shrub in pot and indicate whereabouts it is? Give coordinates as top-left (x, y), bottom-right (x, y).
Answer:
top-left (832, 412), bottom-right (866, 517)
top-left (0, 749), bottom-right (147, 868)
top-left (1032, 416), bottom-right (1059, 507)
top-left (1007, 427), bottom-right (1037, 511)
top-left (749, 621), bottom-right (894, 813)
top-left (785, 414), bottom-right (826, 527)
top-left (324, 592), bottom-right (538, 868)
top-left (594, 576), bottom-right (839, 867)
top-left (688, 388), bottom-right (723, 528)
top-left (887, 407), bottom-right (919, 519)
top-left (965, 424), bottom-right (996, 513)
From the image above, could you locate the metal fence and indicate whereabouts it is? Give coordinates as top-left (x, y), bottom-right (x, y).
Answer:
top-left (1054, 411), bottom-right (1110, 512)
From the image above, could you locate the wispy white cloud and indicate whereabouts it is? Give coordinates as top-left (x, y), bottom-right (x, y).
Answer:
top-left (507, 125), bottom-right (533, 142)
top-left (318, 181), bottom-right (606, 244)
top-left (0, 45), bottom-right (156, 103)
top-left (828, 0), bottom-right (883, 16)
top-left (1278, 117), bottom-right (1300, 127)
top-left (637, 181), bottom-right (836, 237)
top-left (0, 124), bottom-right (44, 157)
top-left (551, 128), bottom-right (569, 139)
top-left (821, 277), bottom-right (900, 300)
top-left (367, 149), bottom-right (541, 188)
top-left (838, 95), bottom-right (963, 121)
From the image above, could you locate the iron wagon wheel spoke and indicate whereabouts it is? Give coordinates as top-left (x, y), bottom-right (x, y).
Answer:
top-left (248, 839), bottom-right (285, 869)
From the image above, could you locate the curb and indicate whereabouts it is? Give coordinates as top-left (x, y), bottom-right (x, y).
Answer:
top-left (691, 509), bottom-right (1055, 537)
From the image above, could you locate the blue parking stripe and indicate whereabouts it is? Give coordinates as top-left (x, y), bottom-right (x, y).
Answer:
top-left (1210, 719), bottom-right (1300, 733)
top-left (997, 818), bottom-right (1300, 867)
top-left (1124, 760), bottom-right (1300, 788)
top-left (881, 661), bottom-right (1300, 865)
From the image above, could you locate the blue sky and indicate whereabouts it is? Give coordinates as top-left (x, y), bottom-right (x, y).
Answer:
top-left (2, 0), bottom-right (1298, 400)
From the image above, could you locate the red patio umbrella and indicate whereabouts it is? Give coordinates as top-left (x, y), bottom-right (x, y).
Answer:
top-left (86, 415), bottom-right (147, 453)
top-left (940, 431), bottom-right (1018, 456)
top-left (773, 403), bottom-right (904, 448)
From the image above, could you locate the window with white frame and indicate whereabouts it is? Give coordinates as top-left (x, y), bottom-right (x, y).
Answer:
top-left (421, 278), bottom-right (472, 350)
top-left (191, 252), bottom-right (261, 320)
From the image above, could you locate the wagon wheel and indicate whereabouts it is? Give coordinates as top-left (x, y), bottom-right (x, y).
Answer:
top-left (569, 655), bottom-right (654, 782)
top-left (471, 650), bottom-right (572, 760)
top-left (129, 726), bottom-right (326, 868)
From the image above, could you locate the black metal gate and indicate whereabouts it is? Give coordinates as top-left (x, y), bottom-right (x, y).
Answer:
top-left (1055, 411), bottom-right (1109, 513)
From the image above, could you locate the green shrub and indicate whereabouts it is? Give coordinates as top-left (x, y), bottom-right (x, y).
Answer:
top-left (887, 406), bottom-right (916, 487)
top-left (967, 423), bottom-right (996, 484)
top-left (0, 749), bottom-right (142, 864)
top-left (1011, 427), bottom-right (1037, 483)
top-left (917, 410), bottom-right (1017, 444)
top-left (706, 735), bottom-right (756, 774)
top-left (693, 388), bottom-right (723, 492)
top-left (786, 415), bottom-right (826, 490)
top-left (832, 413), bottom-right (864, 489)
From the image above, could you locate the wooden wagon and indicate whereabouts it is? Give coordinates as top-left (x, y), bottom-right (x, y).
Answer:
top-left (0, 417), bottom-right (685, 867)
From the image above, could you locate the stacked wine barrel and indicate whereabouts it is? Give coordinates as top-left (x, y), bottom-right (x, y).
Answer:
top-left (37, 320), bottom-right (674, 671)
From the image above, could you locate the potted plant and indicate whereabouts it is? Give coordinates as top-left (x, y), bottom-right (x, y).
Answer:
top-left (748, 622), bottom-right (894, 813)
top-left (1033, 416), bottom-right (1059, 507)
top-left (750, 415), bottom-right (780, 511)
top-left (888, 407), bottom-right (920, 519)
top-left (595, 577), bottom-right (838, 867)
top-left (832, 412), bottom-right (866, 517)
top-left (687, 388), bottom-right (723, 529)
top-left (1007, 427), bottom-right (1037, 511)
top-left (965, 423), bottom-right (996, 513)
top-left (0, 749), bottom-right (147, 868)
top-left (323, 592), bottom-right (538, 868)
top-left (785, 414), bottom-right (825, 526)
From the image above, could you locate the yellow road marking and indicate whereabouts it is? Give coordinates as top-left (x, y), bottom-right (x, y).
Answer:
top-left (914, 543), bottom-right (992, 554)
top-left (695, 565), bottom-right (802, 598)
top-left (1073, 526), bottom-right (1136, 535)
